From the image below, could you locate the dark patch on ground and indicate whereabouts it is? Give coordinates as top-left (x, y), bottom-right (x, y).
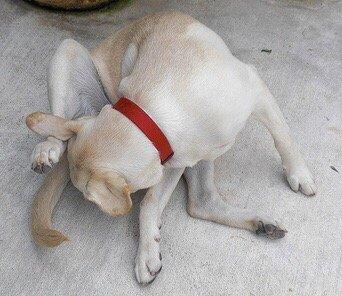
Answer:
top-left (330, 166), bottom-right (339, 173)
top-left (261, 49), bottom-right (272, 54)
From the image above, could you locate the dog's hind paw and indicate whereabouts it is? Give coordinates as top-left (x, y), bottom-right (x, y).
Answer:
top-left (135, 249), bottom-right (162, 285)
top-left (30, 138), bottom-right (66, 174)
top-left (255, 220), bottom-right (287, 240)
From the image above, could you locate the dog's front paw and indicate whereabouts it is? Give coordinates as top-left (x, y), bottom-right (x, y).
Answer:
top-left (135, 246), bottom-right (162, 285)
top-left (30, 138), bottom-right (66, 174)
top-left (286, 166), bottom-right (317, 196)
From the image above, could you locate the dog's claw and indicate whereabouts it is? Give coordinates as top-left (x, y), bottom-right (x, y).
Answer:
top-left (32, 158), bottom-right (53, 174)
top-left (256, 221), bottom-right (287, 239)
top-left (141, 276), bottom-right (156, 286)
top-left (148, 264), bottom-right (162, 277)
top-left (32, 164), bottom-right (42, 174)
top-left (30, 139), bottom-right (65, 174)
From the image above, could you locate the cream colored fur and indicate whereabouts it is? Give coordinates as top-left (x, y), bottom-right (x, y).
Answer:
top-left (26, 12), bottom-right (317, 284)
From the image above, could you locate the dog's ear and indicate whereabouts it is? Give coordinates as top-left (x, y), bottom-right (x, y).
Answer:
top-left (26, 112), bottom-right (88, 140)
top-left (85, 172), bottom-right (132, 217)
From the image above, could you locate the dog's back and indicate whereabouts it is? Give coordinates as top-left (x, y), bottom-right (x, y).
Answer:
top-left (94, 12), bottom-right (258, 166)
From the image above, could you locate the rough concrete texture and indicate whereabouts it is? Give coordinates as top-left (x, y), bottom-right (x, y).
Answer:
top-left (0, 0), bottom-right (341, 295)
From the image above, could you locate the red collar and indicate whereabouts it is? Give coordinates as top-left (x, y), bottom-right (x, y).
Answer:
top-left (113, 97), bottom-right (174, 164)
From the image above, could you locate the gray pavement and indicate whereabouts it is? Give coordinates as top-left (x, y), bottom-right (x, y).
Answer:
top-left (0, 0), bottom-right (341, 295)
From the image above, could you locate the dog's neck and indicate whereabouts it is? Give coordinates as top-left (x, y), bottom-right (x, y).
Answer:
top-left (89, 105), bottom-right (164, 192)
top-left (113, 97), bottom-right (174, 165)
top-left (113, 112), bottom-right (164, 192)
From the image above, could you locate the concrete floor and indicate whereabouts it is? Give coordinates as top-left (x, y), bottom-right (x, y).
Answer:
top-left (0, 0), bottom-right (341, 295)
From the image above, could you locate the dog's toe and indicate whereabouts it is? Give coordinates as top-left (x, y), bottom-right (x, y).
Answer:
top-left (135, 250), bottom-right (162, 285)
top-left (286, 166), bottom-right (317, 196)
top-left (32, 162), bottom-right (50, 174)
top-left (31, 150), bottom-right (52, 174)
top-left (30, 139), bottom-right (64, 174)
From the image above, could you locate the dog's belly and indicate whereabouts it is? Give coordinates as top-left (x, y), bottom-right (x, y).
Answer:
top-left (164, 113), bottom-right (250, 168)
top-left (166, 137), bottom-right (236, 168)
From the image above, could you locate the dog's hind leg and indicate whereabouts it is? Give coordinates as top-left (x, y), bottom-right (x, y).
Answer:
top-left (184, 160), bottom-right (286, 239)
top-left (29, 40), bottom-right (109, 247)
top-left (31, 39), bottom-right (108, 173)
top-left (250, 67), bottom-right (317, 196)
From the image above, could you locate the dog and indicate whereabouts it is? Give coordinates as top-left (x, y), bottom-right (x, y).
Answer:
top-left (26, 11), bottom-right (317, 284)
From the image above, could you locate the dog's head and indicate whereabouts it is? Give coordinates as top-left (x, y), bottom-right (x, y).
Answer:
top-left (26, 105), bottom-right (163, 216)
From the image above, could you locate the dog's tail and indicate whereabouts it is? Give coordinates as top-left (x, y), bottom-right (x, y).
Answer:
top-left (31, 152), bottom-right (70, 247)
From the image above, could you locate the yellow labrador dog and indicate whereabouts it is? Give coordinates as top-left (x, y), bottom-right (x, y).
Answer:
top-left (26, 11), bottom-right (316, 284)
